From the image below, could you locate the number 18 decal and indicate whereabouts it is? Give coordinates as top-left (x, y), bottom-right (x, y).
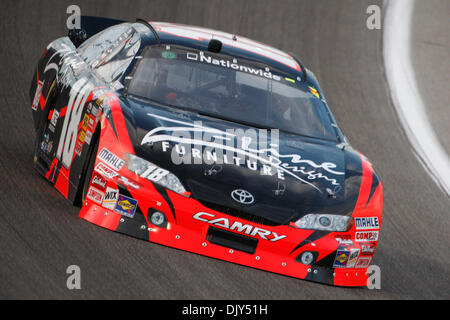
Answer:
top-left (56, 78), bottom-right (93, 168)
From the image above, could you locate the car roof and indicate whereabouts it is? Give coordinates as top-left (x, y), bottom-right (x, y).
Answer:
top-left (148, 21), bottom-right (306, 79)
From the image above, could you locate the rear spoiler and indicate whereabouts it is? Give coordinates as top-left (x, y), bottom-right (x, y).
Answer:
top-left (68, 16), bottom-right (125, 47)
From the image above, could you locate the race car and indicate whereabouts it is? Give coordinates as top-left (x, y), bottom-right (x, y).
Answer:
top-left (30, 17), bottom-right (383, 287)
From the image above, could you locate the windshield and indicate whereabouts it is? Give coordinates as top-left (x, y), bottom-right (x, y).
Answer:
top-left (127, 46), bottom-right (338, 141)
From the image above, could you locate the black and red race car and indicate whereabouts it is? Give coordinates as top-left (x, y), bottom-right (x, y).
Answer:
top-left (30, 17), bottom-right (383, 287)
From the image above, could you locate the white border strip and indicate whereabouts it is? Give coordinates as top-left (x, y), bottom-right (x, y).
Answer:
top-left (383, 0), bottom-right (450, 196)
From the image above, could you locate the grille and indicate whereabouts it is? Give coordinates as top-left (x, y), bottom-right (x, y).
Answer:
top-left (207, 227), bottom-right (258, 254)
top-left (198, 200), bottom-right (282, 226)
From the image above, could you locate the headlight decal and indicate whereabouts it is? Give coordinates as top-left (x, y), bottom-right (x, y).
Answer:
top-left (124, 153), bottom-right (187, 195)
top-left (294, 214), bottom-right (351, 232)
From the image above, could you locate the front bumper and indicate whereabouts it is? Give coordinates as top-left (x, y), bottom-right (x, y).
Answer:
top-left (80, 155), bottom-right (383, 287)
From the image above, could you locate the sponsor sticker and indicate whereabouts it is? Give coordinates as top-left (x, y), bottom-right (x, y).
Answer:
top-left (46, 141), bottom-right (53, 154)
top-left (84, 130), bottom-right (92, 145)
top-left (308, 86), bottom-right (320, 99)
top-left (346, 248), bottom-right (360, 268)
top-left (32, 81), bottom-right (44, 111)
top-left (91, 104), bottom-right (101, 119)
top-left (49, 110), bottom-right (59, 132)
top-left (82, 114), bottom-right (90, 131)
top-left (355, 217), bottom-right (380, 230)
top-left (75, 141), bottom-right (83, 156)
top-left (355, 231), bottom-right (379, 242)
top-left (162, 51), bottom-right (177, 59)
top-left (333, 250), bottom-right (350, 268)
top-left (91, 173), bottom-right (107, 191)
top-left (355, 256), bottom-right (372, 269)
top-left (79, 131), bottom-right (86, 143)
top-left (98, 148), bottom-right (124, 171)
top-left (114, 194), bottom-right (138, 218)
top-left (335, 237), bottom-right (353, 245)
top-left (41, 133), bottom-right (50, 152)
top-left (86, 186), bottom-right (104, 205)
top-left (102, 187), bottom-right (119, 210)
top-left (186, 51), bottom-right (282, 82)
top-left (94, 162), bottom-right (119, 179)
top-left (116, 176), bottom-right (141, 190)
top-left (87, 101), bottom-right (93, 114)
top-left (360, 242), bottom-right (376, 255)
top-left (88, 116), bottom-right (95, 131)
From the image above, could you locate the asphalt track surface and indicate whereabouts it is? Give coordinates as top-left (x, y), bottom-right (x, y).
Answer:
top-left (0, 0), bottom-right (449, 299)
top-left (411, 0), bottom-right (450, 155)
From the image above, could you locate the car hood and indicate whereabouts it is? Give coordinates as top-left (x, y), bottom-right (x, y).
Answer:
top-left (121, 97), bottom-right (363, 225)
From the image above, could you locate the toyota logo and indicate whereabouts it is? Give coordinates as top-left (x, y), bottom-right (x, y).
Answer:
top-left (231, 189), bottom-right (254, 205)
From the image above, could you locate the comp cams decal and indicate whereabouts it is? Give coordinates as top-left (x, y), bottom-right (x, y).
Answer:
top-left (94, 162), bottom-right (119, 179)
top-left (355, 231), bottom-right (379, 242)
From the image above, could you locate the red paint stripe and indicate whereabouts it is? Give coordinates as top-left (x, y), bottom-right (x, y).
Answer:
top-left (41, 48), bottom-right (48, 59)
top-left (54, 165), bottom-right (70, 198)
top-left (39, 94), bottom-right (45, 110)
top-left (354, 154), bottom-right (373, 210)
top-left (108, 94), bottom-right (134, 151)
top-left (79, 206), bottom-right (121, 230)
top-left (59, 106), bottom-right (67, 118)
top-left (45, 158), bottom-right (58, 180)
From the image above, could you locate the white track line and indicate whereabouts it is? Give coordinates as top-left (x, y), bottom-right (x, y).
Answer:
top-left (383, 0), bottom-right (450, 196)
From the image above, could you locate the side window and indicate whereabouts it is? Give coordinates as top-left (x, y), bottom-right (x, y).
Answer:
top-left (78, 24), bottom-right (131, 65)
top-left (77, 23), bottom-right (141, 84)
